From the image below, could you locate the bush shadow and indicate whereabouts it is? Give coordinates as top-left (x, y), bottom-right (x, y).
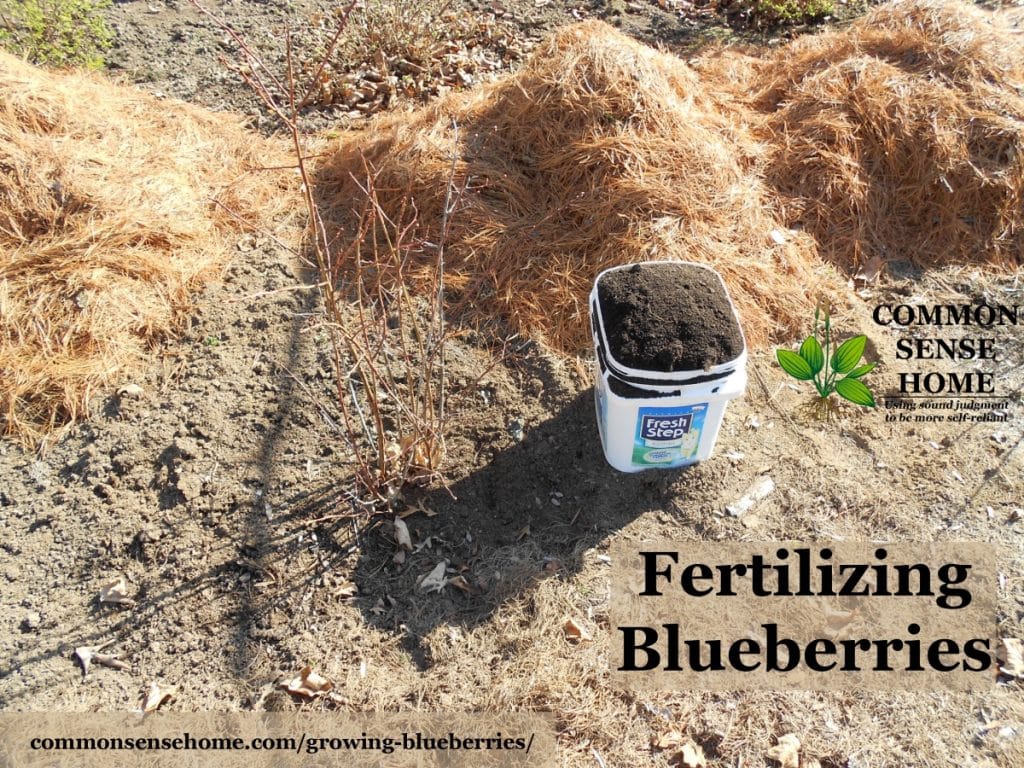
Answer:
top-left (344, 387), bottom-right (701, 670)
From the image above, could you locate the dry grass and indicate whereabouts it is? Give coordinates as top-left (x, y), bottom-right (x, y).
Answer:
top-left (0, 51), bottom-right (291, 447)
top-left (753, 0), bottom-right (1024, 271)
top-left (269, 525), bottom-right (1024, 767)
top-left (316, 21), bottom-right (838, 356)
top-left (5, 0), bottom-right (1024, 443)
top-left (321, 0), bottom-right (1024, 357)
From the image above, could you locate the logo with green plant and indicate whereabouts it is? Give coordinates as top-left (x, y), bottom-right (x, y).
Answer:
top-left (776, 300), bottom-right (876, 419)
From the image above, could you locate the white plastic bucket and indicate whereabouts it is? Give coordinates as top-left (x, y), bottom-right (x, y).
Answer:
top-left (590, 262), bottom-right (747, 473)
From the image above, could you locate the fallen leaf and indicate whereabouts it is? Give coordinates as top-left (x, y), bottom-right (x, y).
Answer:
top-left (543, 559), bottom-right (562, 574)
top-left (333, 581), bottom-right (357, 599)
top-left (235, 557), bottom-right (278, 585)
top-left (653, 729), bottom-right (684, 750)
top-left (399, 499), bottom-right (438, 518)
top-left (673, 740), bottom-right (707, 768)
top-left (393, 549), bottom-right (406, 565)
top-left (74, 646), bottom-right (96, 677)
top-left (281, 666), bottom-right (333, 698)
top-left (999, 638), bottom-right (1024, 677)
top-left (75, 643), bottom-right (129, 678)
top-left (854, 255), bottom-right (884, 283)
top-left (98, 577), bottom-right (136, 608)
top-left (766, 733), bottom-right (801, 768)
top-left (393, 517), bottom-right (412, 551)
top-left (418, 561), bottom-right (448, 593)
top-left (516, 524), bottom-right (530, 541)
top-left (563, 617), bottom-right (592, 643)
top-left (401, 434), bottom-right (444, 474)
top-left (448, 575), bottom-right (473, 594)
top-left (726, 477), bottom-right (776, 517)
top-left (118, 383), bottom-right (144, 398)
top-left (142, 682), bottom-right (176, 713)
top-left (370, 597), bottom-right (387, 615)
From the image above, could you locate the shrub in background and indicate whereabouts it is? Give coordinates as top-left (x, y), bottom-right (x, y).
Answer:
top-left (0, 0), bottom-right (113, 70)
top-left (720, 0), bottom-right (835, 29)
top-left (300, 0), bottom-right (520, 111)
top-left (756, 0), bottom-right (834, 24)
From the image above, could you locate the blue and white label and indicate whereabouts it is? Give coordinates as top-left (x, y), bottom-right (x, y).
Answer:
top-left (632, 404), bottom-right (708, 466)
top-left (639, 413), bottom-right (693, 444)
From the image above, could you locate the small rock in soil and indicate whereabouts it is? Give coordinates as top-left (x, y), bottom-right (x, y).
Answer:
top-left (507, 419), bottom-right (524, 442)
top-left (26, 461), bottom-right (50, 488)
top-left (177, 472), bottom-right (204, 501)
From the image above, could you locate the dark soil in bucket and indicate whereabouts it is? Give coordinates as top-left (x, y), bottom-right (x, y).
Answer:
top-left (597, 262), bottom-right (744, 372)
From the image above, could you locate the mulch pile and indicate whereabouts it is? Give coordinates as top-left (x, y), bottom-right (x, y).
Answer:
top-left (320, 0), bottom-right (1023, 354)
top-left (0, 52), bottom-right (290, 446)
top-left (316, 17), bottom-right (826, 353)
top-left (753, 0), bottom-right (1024, 271)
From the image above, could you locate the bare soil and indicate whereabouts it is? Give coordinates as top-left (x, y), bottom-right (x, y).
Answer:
top-left (99, 0), bottom-right (862, 127)
top-left (2, 2), bottom-right (1024, 767)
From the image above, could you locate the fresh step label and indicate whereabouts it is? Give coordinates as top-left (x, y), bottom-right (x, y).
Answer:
top-left (633, 404), bottom-right (708, 466)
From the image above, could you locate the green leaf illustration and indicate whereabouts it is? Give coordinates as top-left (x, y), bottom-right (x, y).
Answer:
top-left (831, 335), bottom-right (867, 374)
top-left (845, 362), bottom-right (876, 379)
top-left (835, 377), bottom-right (876, 407)
top-left (777, 348), bottom-right (815, 380)
top-left (799, 335), bottom-right (824, 375)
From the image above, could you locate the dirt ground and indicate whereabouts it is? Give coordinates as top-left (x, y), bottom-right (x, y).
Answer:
top-left (2, 1), bottom-right (1024, 767)
top-left (98, 0), bottom-right (862, 126)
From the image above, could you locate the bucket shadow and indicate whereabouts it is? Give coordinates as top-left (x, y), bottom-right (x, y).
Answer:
top-left (348, 387), bottom-right (702, 670)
